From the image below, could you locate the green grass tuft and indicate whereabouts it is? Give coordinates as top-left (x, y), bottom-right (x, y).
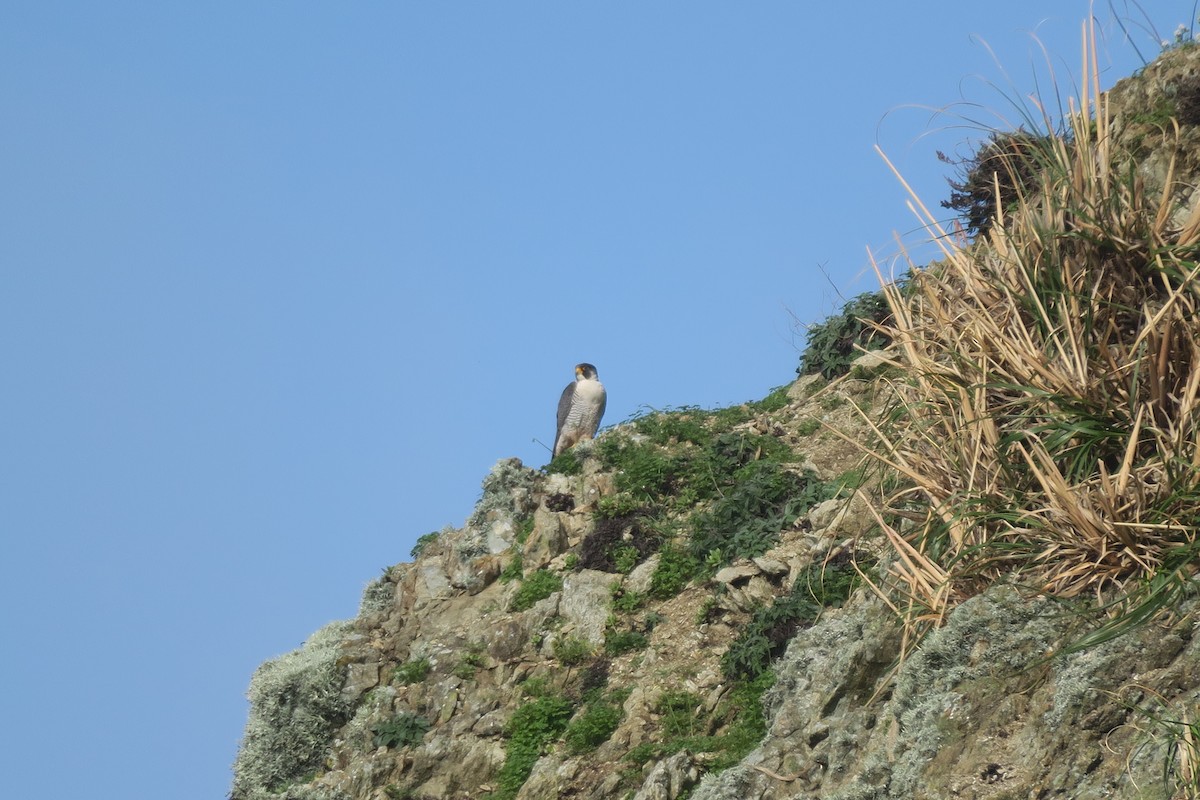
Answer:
top-left (392, 657), bottom-right (431, 685)
top-left (604, 629), bottom-right (648, 656)
top-left (372, 713), bottom-right (431, 749)
top-left (721, 559), bottom-right (861, 681)
top-left (510, 569), bottom-right (563, 612)
top-left (490, 694), bottom-right (575, 800)
top-left (563, 691), bottom-right (626, 754)
top-left (799, 291), bottom-right (893, 379)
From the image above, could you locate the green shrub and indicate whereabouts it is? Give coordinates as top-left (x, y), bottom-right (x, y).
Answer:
top-left (629, 407), bottom-right (711, 446)
top-left (578, 514), bottom-right (663, 573)
top-left (611, 585), bottom-right (645, 614)
top-left (514, 516), bottom-right (535, 544)
top-left (499, 555), bottom-right (523, 584)
top-left (491, 694), bottom-right (575, 800)
top-left (623, 678), bottom-right (773, 778)
top-left (452, 641), bottom-right (488, 679)
top-left (708, 672), bottom-right (775, 771)
top-left (546, 448), bottom-right (584, 475)
top-left (372, 713), bottom-right (431, 749)
top-left (721, 560), bottom-right (860, 681)
top-left (749, 385), bottom-right (791, 413)
top-left (510, 569), bottom-right (563, 612)
top-left (553, 636), bottom-right (593, 666)
top-left (649, 542), bottom-right (701, 600)
top-left (392, 657), bottom-right (431, 685)
top-left (798, 291), bottom-right (893, 379)
top-left (604, 629), bottom-right (648, 657)
top-left (563, 694), bottom-right (625, 754)
top-left (594, 493), bottom-right (645, 518)
top-left (689, 462), bottom-right (827, 567)
top-left (410, 530), bottom-right (441, 559)
top-left (656, 690), bottom-right (703, 738)
top-left (596, 437), bottom-right (682, 503)
top-left (612, 544), bottom-right (639, 573)
top-left (796, 417), bottom-right (821, 436)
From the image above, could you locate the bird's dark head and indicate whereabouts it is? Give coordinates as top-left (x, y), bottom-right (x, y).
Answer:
top-left (575, 363), bottom-right (599, 380)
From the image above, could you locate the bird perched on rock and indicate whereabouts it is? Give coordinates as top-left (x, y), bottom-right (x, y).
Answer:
top-left (553, 363), bottom-right (607, 458)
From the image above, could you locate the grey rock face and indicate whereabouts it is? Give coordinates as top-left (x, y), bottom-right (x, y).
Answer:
top-left (633, 750), bottom-right (700, 800)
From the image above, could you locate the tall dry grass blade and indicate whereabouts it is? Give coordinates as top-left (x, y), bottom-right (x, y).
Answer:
top-left (862, 16), bottom-right (1200, 640)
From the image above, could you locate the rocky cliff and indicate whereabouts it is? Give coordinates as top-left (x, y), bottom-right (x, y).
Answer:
top-left (231, 42), bottom-right (1200, 800)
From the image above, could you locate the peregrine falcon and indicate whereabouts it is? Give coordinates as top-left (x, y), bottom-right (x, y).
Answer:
top-left (553, 363), bottom-right (607, 458)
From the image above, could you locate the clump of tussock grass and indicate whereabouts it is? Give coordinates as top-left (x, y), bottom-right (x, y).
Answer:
top-left (862, 22), bottom-right (1200, 646)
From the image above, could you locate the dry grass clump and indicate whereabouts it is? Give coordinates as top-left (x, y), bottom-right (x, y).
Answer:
top-left (865, 25), bottom-right (1200, 638)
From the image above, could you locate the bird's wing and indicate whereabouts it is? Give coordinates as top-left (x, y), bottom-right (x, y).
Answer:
top-left (594, 389), bottom-right (607, 434)
top-left (553, 381), bottom-right (576, 455)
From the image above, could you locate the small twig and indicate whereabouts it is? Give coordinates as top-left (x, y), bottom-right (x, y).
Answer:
top-left (751, 764), bottom-right (804, 782)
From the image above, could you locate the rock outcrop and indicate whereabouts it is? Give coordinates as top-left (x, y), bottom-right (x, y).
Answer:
top-left (232, 43), bottom-right (1200, 800)
top-left (231, 348), bottom-right (1200, 799)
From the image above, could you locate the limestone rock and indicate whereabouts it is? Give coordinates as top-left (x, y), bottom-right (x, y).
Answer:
top-left (713, 564), bottom-right (759, 585)
top-left (625, 552), bottom-right (660, 595)
top-left (341, 662), bottom-right (379, 704)
top-left (633, 751), bottom-right (700, 800)
top-left (524, 508), bottom-right (569, 568)
top-left (558, 569), bottom-right (614, 646)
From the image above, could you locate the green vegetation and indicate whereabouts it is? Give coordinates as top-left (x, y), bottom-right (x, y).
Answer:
top-left (490, 693), bottom-right (575, 800)
top-left (553, 636), bottom-right (593, 667)
top-left (722, 559), bottom-right (861, 681)
top-left (546, 448), bottom-right (584, 475)
top-left (510, 568), bottom-right (563, 612)
top-left (622, 672), bottom-right (774, 778)
top-left (594, 493), bottom-right (645, 518)
top-left (499, 554), bottom-right (523, 584)
top-left (687, 460), bottom-right (827, 568)
top-left (577, 513), bottom-right (662, 573)
top-left (626, 559), bottom-right (863, 784)
top-left (751, 384), bottom-right (791, 413)
top-left (515, 515), bottom-right (535, 545)
top-left (611, 544), bottom-right (639, 573)
top-left (598, 414), bottom-right (794, 509)
top-left (453, 642), bottom-right (488, 679)
top-left (610, 584), bottom-right (645, 614)
top-left (798, 291), bottom-right (893, 379)
top-left (649, 542), bottom-right (700, 600)
top-left (656, 691), bottom-right (704, 738)
top-left (595, 436), bottom-right (683, 504)
top-left (587, 399), bottom-right (837, 600)
top-left (708, 672), bottom-right (775, 770)
top-left (392, 657), bottom-right (431, 686)
top-left (372, 713), bottom-right (431, 749)
top-left (604, 629), bottom-right (648, 657)
top-left (563, 690), bottom-right (627, 754)
top-left (1130, 691), bottom-right (1200, 800)
top-left (410, 530), bottom-right (441, 559)
top-left (795, 417), bottom-right (821, 436)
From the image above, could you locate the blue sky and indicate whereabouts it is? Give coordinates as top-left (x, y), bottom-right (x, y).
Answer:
top-left (1, 3), bottom-right (1185, 798)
